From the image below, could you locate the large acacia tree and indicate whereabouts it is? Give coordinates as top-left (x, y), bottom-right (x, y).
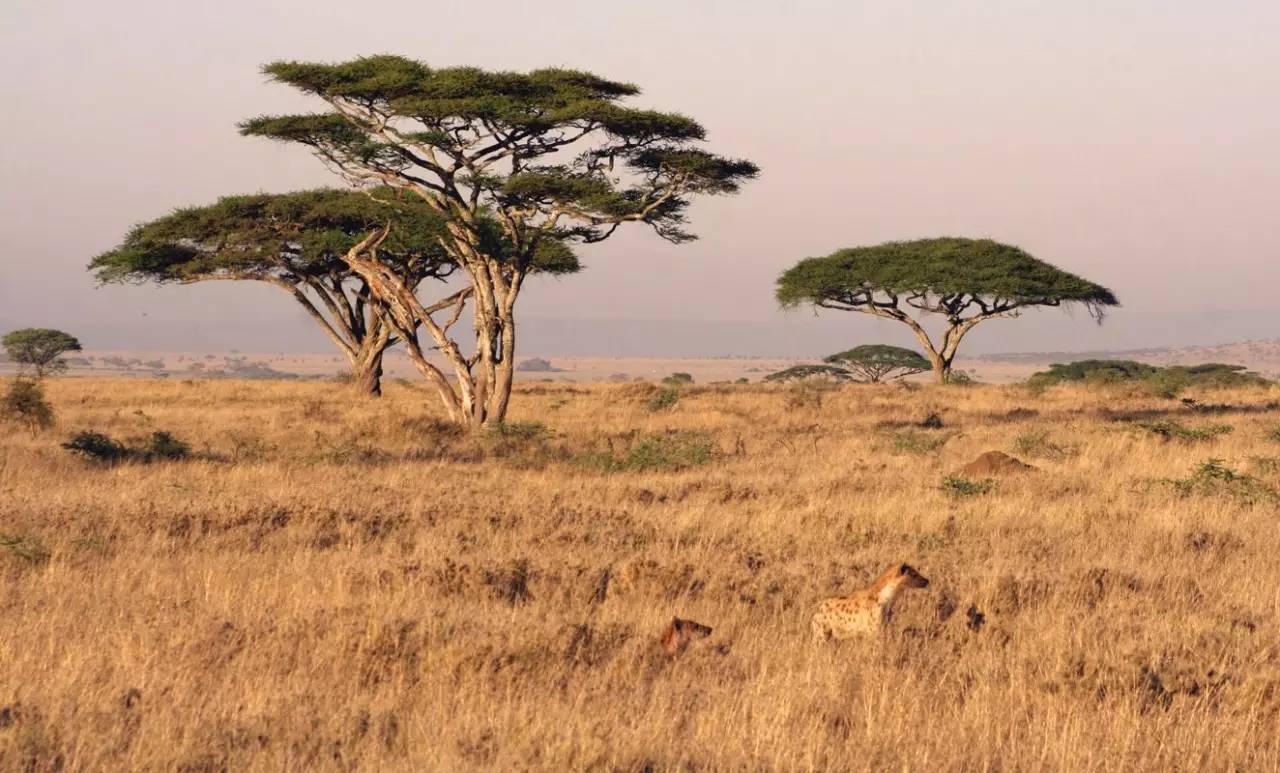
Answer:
top-left (91, 189), bottom-right (458, 396)
top-left (240, 55), bottom-right (758, 427)
top-left (777, 238), bottom-right (1119, 383)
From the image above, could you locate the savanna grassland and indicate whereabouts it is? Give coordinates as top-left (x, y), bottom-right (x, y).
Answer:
top-left (3, 377), bottom-right (1280, 771)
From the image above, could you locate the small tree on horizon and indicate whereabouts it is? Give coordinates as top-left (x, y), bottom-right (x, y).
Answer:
top-left (2, 328), bottom-right (82, 379)
top-left (824, 344), bottom-right (931, 383)
top-left (776, 238), bottom-right (1119, 383)
top-left (90, 189), bottom-right (458, 397)
top-left (240, 55), bottom-right (758, 427)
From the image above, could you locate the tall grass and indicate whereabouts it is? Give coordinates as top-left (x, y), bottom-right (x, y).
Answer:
top-left (1, 378), bottom-right (1278, 770)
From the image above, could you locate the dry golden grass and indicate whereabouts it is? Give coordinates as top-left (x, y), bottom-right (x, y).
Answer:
top-left (3, 376), bottom-right (1280, 771)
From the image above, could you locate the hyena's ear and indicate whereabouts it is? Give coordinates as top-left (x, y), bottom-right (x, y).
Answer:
top-left (671, 617), bottom-right (683, 631)
top-left (899, 564), bottom-right (911, 575)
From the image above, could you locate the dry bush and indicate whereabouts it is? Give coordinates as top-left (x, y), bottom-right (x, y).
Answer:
top-left (2, 378), bottom-right (1279, 770)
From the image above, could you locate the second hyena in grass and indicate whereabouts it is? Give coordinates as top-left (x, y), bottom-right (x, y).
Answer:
top-left (811, 564), bottom-right (930, 641)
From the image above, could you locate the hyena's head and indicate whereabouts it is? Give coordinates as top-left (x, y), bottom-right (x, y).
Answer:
top-left (660, 617), bottom-right (713, 654)
top-left (897, 564), bottom-right (930, 589)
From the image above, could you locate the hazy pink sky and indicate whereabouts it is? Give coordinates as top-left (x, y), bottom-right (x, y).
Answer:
top-left (1, 0), bottom-right (1276, 357)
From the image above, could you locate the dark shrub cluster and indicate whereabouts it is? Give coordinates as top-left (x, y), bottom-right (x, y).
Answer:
top-left (62, 430), bottom-right (191, 464)
top-left (1029, 360), bottom-right (1269, 396)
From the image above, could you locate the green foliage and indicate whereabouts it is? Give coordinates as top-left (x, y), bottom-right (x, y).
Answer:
top-left (241, 55), bottom-right (758, 254)
top-left (648, 388), bottom-right (680, 412)
top-left (776, 238), bottom-right (1118, 314)
top-left (485, 421), bottom-right (549, 442)
top-left (576, 431), bottom-right (716, 473)
top-left (940, 476), bottom-right (995, 498)
top-left (1145, 364), bottom-right (1270, 398)
top-left (3, 379), bottom-right (54, 435)
top-left (238, 55), bottom-right (756, 426)
top-left (1030, 360), bottom-right (1269, 396)
top-left (62, 430), bottom-right (193, 464)
top-left (1028, 360), bottom-right (1159, 386)
top-left (1013, 430), bottom-right (1078, 461)
top-left (785, 381), bottom-right (839, 410)
top-left (89, 188), bottom-right (477, 286)
top-left (662, 372), bottom-right (694, 385)
top-left (143, 431), bottom-right (191, 460)
top-left (1159, 459), bottom-right (1277, 505)
top-left (62, 431), bottom-right (129, 463)
top-left (1134, 420), bottom-right (1233, 443)
top-left (946, 371), bottom-right (978, 386)
top-left (763, 364), bottom-right (850, 382)
top-left (824, 345), bottom-right (930, 383)
top-left (886, 429), bottom-right (954, 455)
top-left (0, 534), bottom-right (50, 565)
top-left (2, 329), bottom-right (82, 378)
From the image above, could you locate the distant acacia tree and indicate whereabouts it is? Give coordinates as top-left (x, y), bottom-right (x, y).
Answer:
top-left (824, 345), bottom-right (930, 383)
top-left (777, 238), bottom-right (1118, 383)
top-left (241, 55), bottom-right (758, 428)
top-left (2, 328), bottom-right (82, 379)
top-left (91, 189), bottom-right (456, 397)
top-left (763, 364), bottom-right (850, 382)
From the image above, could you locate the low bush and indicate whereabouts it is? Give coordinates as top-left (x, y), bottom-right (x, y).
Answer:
top-left (1030, 359), bottom-right (1269, 396)
top-left (940, 475), bottom-right (995, 497)
top-left (886, 429), bottom-right (954, 455)
top-left (661, 372), bottom-right (694, 386)
top-left (2, 378), bottom-right (54, 436)
top-left (1134, 420), bottom-right (1232, 443)
top-left (62, 429), bottom-right (192, 465)
top-left (763, 365), bottom-right (850, 383)
top-left (1158, 459), bottom-right (1277, 505)
top-left (648, 388), bottom-right (680, 412)
top-left (62, 431), bottom-right (130, 463)
top-left (1013, 429), bottom-right (1078, 460)
top-left (576, 430), bottom-right (716, 473)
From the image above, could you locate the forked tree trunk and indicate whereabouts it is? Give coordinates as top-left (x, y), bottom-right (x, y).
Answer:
top-left (350, 350), bottom-right (385, 397)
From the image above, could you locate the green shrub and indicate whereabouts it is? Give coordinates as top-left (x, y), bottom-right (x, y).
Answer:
top-left (661, 372), bottom-right (694, 386)
top-left (648, 388), bottom-right (680, 412)
top-left (785, 381), bottom-right (838, 410)
top-left (144, 431), bottom-right (191, 460)
top-left (1134, 420), bottom-right (1232, 442)
top-left (1159, 459), bottom-right (1277, 505)
top-left (624, 432), bottom-right (715, 471)
top-left (0, 534), bottom-right (50, 565)
top-left (940, 476), bottom-right (995, 497)
top-left (2, 378), bottom-right (54, 435)
top-left (1012, 429), bottom-right (1078, 460)
top-left (763, 365), bottom-right (850, 383)
top-left (1029, 360), bottom-right (1159, 387)
top-left (62, 429), bottom-right (193, 464)
top-left (486, 421), bottom-right (549, 442)
top-left (62, 431), bottom-right (129, 463)
top-left (1248, 456), bottom-right (1280, 476)
top-left (886, 429), bottom-right (953, 455)
top-left (577, 431), bottom-right (716, 473)
top-left (1029, 359), bottom-right (1269, 395)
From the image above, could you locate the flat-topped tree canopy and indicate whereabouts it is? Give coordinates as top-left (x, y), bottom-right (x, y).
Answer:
top-left (239, 55), bottom-right (758, 252)
top-left (239, 54), bottom-right (757, 427)
top-left (776, 237), bottom-right (1118, 321)
top-left (825, 344), bottom-right (931, 382)
top-left (89, 187), bottom-right (578, 397)
top-left (777, 238), bottom-right (1118, 383)
top-left (90, 187), bottom-right (576, 285)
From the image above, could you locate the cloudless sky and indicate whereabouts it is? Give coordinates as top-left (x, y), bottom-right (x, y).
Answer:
top-left (1, 0), bottom-right (1276, 356)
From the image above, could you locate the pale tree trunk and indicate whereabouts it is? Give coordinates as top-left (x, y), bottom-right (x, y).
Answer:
top-left (337, 227), bottom-right (533, 430)
top-left (347, 333), bottom-right (389, 397)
